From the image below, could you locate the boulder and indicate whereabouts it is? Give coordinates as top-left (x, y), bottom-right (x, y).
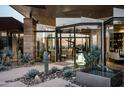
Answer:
top-left (34, 75), bottom-right (41, 83)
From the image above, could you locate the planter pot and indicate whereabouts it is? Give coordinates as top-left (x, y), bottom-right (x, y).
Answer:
top-left (76, 70), bottom-right (123, 87)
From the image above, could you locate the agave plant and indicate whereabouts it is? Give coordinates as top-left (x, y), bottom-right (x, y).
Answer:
top-left (29, 60), bottom-right (35, 65)
top-left (50, 67), bottom-right (61, 74)
top-left (0, 47), bottom-right (12, 65)
top-left (62, 66), bottom-right (72, 71)
top-left (63, 69), bottom-right (74, 78)
top-left (5, 47), bottom-right (13, 57)
top-left (26, 69), bottom-right (40, 78)
top-left (0, 64), bottom-right (7, 72)
top-left (20, 53), bottom-right (32, 64)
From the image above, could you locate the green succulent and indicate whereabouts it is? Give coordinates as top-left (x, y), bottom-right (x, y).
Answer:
top-left (63, 69), bottom-right (74, 78)
top-left (27, 69), bottom-right (40, 78)
top-left (84, 47), bottom-right (101, 67)
top-left (0, 64), bottom-right (6, 71)
top-left (62, 66), bottom-right (72, 71)
top-left (50, 67), bottom-right (61, 74)
top-left (29, 60), bottom-right (35, 65)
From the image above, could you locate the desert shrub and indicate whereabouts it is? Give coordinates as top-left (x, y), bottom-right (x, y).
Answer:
top-left (3, 62), bottom-right (11, 66)
top-left (29, 60), bottom-right (35, 65)
top-left (20, 53), bottom-right (32, 64)
top-left (63, 69), bottom-right (74, 78)
top-left (62, 66), bottom-right (72, 71)
top-left (27, 69), bottom-right (40, 78)
top-left (0, 64), bottom-right (6, 71)
top-left (50, 67), bottom-right (61, 74)
top-left (84, 48), bottom-right (101, 67)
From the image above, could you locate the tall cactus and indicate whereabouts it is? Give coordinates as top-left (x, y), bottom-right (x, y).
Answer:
top-left (43, 51), bottom-right (49, 74)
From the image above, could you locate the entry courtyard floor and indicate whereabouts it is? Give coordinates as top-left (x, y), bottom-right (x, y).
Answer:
top-left (0, 63), bottom-right (64, 87)
top-left (0, 61), bottom-right (124, 87)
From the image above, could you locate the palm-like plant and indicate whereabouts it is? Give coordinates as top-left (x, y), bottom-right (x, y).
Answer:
top-left (84, 46), bottom-right (101, 68)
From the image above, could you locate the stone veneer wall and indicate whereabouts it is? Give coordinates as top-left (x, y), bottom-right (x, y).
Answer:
top-left (12, 34), bottom-right (18, 62)
top-left (23, 18), bottom-right (36, 58)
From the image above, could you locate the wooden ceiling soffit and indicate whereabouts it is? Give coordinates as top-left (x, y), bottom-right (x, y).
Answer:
top-left (11, 5), bottom-right (31, 17)
top-left (34, 15), bottom-right (56, 26)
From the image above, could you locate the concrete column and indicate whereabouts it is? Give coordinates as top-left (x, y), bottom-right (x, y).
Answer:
top-left (23, 18), bottom-right (36, 58)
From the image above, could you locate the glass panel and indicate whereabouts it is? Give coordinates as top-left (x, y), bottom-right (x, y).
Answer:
top-left (58, 24), bottom-right (102, 67)
top-left (75, 25), bottom-right (102, 66)
top-left (36, 32), bottom-right (55, 62)
top-left (1, 32), bottom-right (7, 36)
top-left (60, 27), bottom-right (74, 63)
top-left (106, 18), bottom-right (124, 70)
top-left (0, 32), bottom-right (14, 59)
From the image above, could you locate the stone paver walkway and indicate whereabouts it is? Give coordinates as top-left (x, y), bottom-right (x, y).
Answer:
top-left (1, 81), bottom-right (27, 87)
top-left (34, 78), bottom-right (79, 87)
top-left (0, 63), bottom-right (64, 87)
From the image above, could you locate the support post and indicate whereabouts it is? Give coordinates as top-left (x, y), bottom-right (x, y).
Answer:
top-left (59, 30), bottom-right (62, 62)
top-left (101, 22), bottom-right (106, 66)
top-left (55, 28), bottom-right (59, 62)
top-left (74, 26), bottom-right (77, 68)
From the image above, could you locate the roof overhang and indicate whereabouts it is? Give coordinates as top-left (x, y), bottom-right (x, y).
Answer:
top-left (11, 5), bottom-right (124, 26)
top-left (0, 17), bottom-right (23, 33)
